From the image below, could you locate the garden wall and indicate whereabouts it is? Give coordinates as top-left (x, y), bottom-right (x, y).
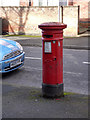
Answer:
top-left (0, 6), bottom-right (79, 37)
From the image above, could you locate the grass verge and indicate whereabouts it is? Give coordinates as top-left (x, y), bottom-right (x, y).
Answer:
top-left (4, 34), bottom-right (42, 38)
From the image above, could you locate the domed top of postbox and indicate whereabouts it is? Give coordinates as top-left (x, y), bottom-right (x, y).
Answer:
top-left (38, 22), bottom-right (67, 30)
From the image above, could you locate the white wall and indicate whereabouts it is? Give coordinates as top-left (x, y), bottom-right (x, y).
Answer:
top-left (0, 0), bottom-right (20, 6)
top-left (33, 0), bottom-right (39, 6)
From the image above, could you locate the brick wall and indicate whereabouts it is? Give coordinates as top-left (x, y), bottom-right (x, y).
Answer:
top-left (68, 0), bottom-right (89, 19)
top-left (0, 7), bottom-right (58, 35)
top-left (68, 0), bottom-right (90, 28)
top-left (20, 0), bottom-right (33, 6)
top-left (63, 6), bottom-right (79, 36)
top-left (72, 0), bottom-right (89, 19)
top-left (20, 0), bottom-right (29, 6)
top-left (19, 0), bottom-right (89, 19)
top-left (0, 6), bottom-right (79, 36)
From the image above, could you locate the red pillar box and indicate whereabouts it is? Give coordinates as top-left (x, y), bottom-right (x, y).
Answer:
top-left (38, 22), bottom-right (67, 98)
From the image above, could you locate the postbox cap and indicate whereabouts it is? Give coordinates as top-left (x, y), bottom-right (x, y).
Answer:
top-left (38, 22), bottom-right (67, 30)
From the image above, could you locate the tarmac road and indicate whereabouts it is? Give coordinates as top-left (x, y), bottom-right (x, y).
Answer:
top-left (2, 47), bottom-right (89, 95)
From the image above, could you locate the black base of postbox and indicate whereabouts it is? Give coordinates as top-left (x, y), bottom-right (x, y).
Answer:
top-left (42, 83), bottom-right (64, 98)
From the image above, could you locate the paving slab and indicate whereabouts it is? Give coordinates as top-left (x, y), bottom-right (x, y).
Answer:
top-left (2, 84), bottom-right (88, 118)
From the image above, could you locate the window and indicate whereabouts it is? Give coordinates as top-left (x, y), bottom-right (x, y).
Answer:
top-left (39, 0), bottom-right (47, 6)
top-left (39, 0), bottom-right (42, 6)
top-left (29, 0), bottom-right (31, 6)
top-left (48, 0), bottom-right (59, 6)
top-left (32, 0), bottom-right (68, 6)
top-left (59, 0), bottom-right (68, 6)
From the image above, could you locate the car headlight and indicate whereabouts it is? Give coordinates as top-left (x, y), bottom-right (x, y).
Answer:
top-left (16, 42), bottom-right (23, 51)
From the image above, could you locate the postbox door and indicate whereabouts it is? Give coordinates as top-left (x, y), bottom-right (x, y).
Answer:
top-left (43, 40), bottom-right (63, 85)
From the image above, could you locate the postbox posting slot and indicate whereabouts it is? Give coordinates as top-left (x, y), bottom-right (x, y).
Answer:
top-left (43, 35), bottom-right (53, 38)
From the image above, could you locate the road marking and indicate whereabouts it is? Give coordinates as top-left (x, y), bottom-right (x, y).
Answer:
top-left (22, 66), bottom-right (42, 71)
top-left (83, 62), bottom-right (90, 64)
top-left (23, 66), bottom-right (82, 76)
top-left (64, 71), bottom-right (82, 75)
top-left (64, 54), bottom-right (72, 56)
top-left (25, 57), bottom-right (41, 60)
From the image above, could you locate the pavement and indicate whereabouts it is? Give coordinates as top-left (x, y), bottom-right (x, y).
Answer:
top-left (1, 31), bottom-right (89, 119)
top-left (2, 84), bottom-right (89, 118)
